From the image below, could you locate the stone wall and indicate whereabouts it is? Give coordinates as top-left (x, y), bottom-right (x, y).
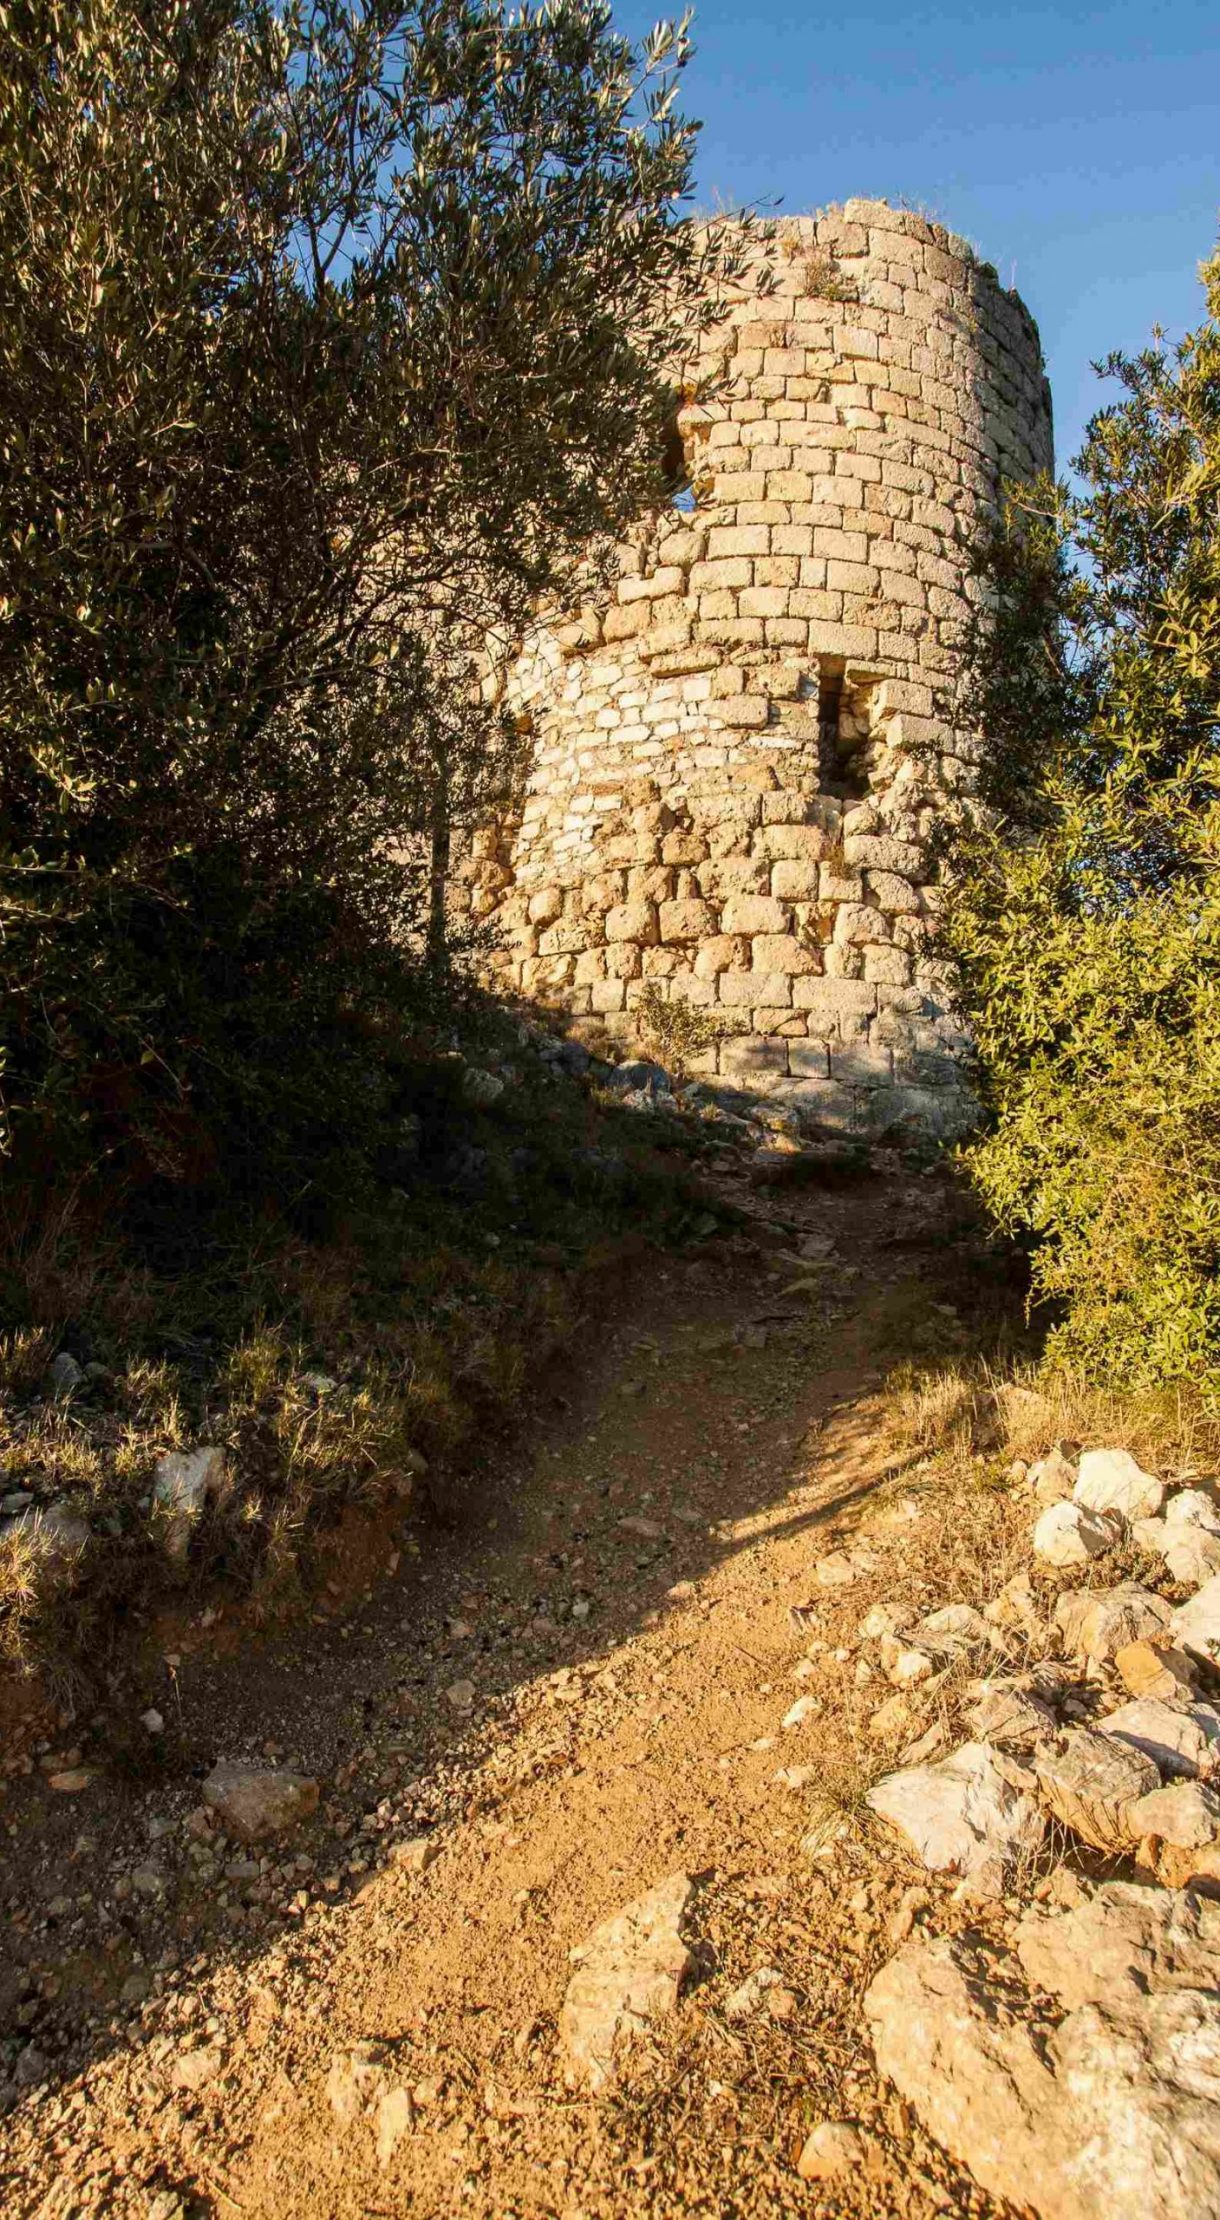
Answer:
top-left (455, 198), bottom-right (1053, 1137)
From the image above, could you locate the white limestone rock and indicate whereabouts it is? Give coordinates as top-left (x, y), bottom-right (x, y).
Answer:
top-left (1033, 1726), bottom-right (1160, 1854)
top-left (153, 1445), bottom-right (227, 1562)
top-left (858, 1601), bottom-right (916, 1641)
top-left (1029, 1445), bottom-right (1076, 1507)
top-left (916, 1603), bottom-right (991, 1653)
top-left (879, 1636), bottom-right (937, 1686)
top-left (560, 1874), bottom-right (695, 2092)
top-left (865, 1740), bottom-right (1044, 1882)
top-left (984, 1571), bottom-right (1042, 1639)
top-left (796, 2121), bottom-right (868, 2181)
top-left (1097, 1697), bottom-right (1220, 1780)
top-left (1129, 1780), bottom-right (1220, 1851)
top-left (1165, 1487), bottom-right (1220, 1533)
top-left (866, 1922), bottom-right (1220, 2220)
top-left (1172, 1574), bottom-right (1220, 1663)
top-left (1073, 1447), bottom-right (1164, 1522)
top-left (0, 1500), bottom-right (88, 1575)
top-left (966, 1679), bottom-right (1057, 1749)
top-left (1032, 1500), bottom-right (1118, 1568)
top-left (1054, 1583), bottom-right (1173, 1666)
top-left (1132, 1516), bottom-right (1220, 1585)
top-left (202, 1762), bottom-right (319, 1843)
top-left (1015, 1879), bottom-right (1220, 2011)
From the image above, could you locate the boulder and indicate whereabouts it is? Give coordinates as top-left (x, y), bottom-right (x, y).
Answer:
top-left (879, 1636), bottom-right (936, 1685)
top-left (1030, 1445), bottom-right (1077, 1507)
top-left (1033, 1727), bottom-right (1160, 1854)
top-left (0, 1500), bottom-right (89, 1576)
top-left (1172, 1574), bottom-right (1220, 1663)
top-left (47, 1351), bottom-right (84, 1399)
top-left (1073, 1447), bottom-right (1164, 1522)
top-left (153, 1445), bottom-right (227, 1562)
top-left (1133, 1518), bottom-right (1220, 1586)
top-left (1015, 1880), bottom-right (1220, 2011)
top-left (984, 1571), bottom-right (1042, 1639)
top-left (866, 1741), bottom-right (1044, 1884)
top-left (1054, 1582), bottom-right (1172, 1666)
top-left (796, 2121), bottom-right (868, 2181)
top-left (1114, 1639), bottom-right (1198, 1702)
top-left (1032, 1501), bottom-right (1118, 1568)
top-left (560, 1874), bottom-right (695, 2092)
top-left (1097, 1697), bottom-right (1220, 1780)
top-left (1165, 1487), bottom-right (1220, 1532)
top-left (866, 1926), bottom-right (1220, 2220)
top-left (1129, 1780), bottom-right (1220, 1852)
top-left (202, 1763), bottom-right (319, 1843)
top-left (966, 1679), bottom-right (1057, 1749)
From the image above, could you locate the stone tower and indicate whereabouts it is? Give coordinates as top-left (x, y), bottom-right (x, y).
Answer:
top-left (458, 199), bottom-right (1053, 1135)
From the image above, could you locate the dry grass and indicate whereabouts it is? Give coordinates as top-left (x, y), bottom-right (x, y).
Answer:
top-left (0, 1052), bottom-right (715, 1689)
top-left (887, 1349), bottom-right (1220, 1479)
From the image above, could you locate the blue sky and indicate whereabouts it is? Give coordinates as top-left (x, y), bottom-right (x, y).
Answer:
top-left (620, 0), bottom-right (1220, 474)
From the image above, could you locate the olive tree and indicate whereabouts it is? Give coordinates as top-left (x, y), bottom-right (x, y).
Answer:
top-left (0, 0), bottom-right (749, 1191)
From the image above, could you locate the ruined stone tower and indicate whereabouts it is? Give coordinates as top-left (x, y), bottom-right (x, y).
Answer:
top-left (458, 199), bottom-right (1053, 1135)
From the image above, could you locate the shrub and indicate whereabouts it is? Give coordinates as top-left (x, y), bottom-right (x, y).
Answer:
top-left (945, 242), bottom-right (1220, 1397)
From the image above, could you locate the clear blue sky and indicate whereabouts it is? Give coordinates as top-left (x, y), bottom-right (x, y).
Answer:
top-left (620, 0), bottom-right (1220, 474)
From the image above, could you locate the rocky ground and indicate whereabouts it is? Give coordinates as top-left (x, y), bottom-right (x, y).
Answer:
top-left (2, 1119), bottom-right (1218, 2219)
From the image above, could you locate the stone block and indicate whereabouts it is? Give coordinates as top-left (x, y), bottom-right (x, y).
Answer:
top-left (689, 558), bottom-right (752, 594)
top-left (602, 602), bottom-right (647, 641)
top-left (751, 934), bottom-right (822, 976)
top-left (618, 566), bottom-right (686, 604)
top-left (707, 525), bottom-right (770, 559)
top-left (527, 884), bottom-right (564, 926)
top-left (865, 870), bottom-right (920, 913)
top-left (716, 697), bottom-right (771, 729)
top-left (833, 903), bottom-right (891, 947)
top-left (692, 935), bottom-right (741, 978)
top-left (831, 1045), bottom-right (894, 1086)
top-left (696, 857), bottom-right (769, 899)
top-left (771, 859), bottom-right (820, 899)
top-left (722, 894), bottom-right (787, 935)
top-left (753, 823), bottom-right (831, 861)
top-left (788, 1041), bottom-right (832, 1078)
top-left (720, 1036), bottom-right (791, 1077)
top-left (658, 899), bottom-right (718, 944)
top-left (590, 979), bottom-right (626, 1013)
top-left (779, 1077), bottom-right (858, 1131)
top-left (604, 901), bottom-right (659, 946)
top-left (717, 969), bottom-right (790, 1008)
top-left (864, 945), bottom-right (913, 986)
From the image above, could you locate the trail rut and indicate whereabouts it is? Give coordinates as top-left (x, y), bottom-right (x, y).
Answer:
top-left (0, 1166), bottom-right (1016, 2219)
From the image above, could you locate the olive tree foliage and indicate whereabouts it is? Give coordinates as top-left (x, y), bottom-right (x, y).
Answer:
top-left (0, 0), bottom-right (750, 1193)
top-left (944, 245), bottom-right (1220, 1394)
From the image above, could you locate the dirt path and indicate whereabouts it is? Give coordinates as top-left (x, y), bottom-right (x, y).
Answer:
top-left (0, 1165), bottom-right (1013, 2219)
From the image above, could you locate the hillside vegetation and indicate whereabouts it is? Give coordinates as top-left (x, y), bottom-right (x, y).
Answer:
top-left (945, 243), bottom-right (1220, 1401)
top-left (0, 0), bottom-right (751, 1676)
